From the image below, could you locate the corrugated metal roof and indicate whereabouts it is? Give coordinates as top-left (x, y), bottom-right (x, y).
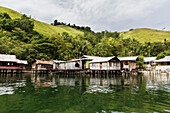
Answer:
top-left (82, 55), bottom-right (100, 58)
top-left (155, 56), bottom-right (170, 62)
top-left (89, 56), bottom-right (118, 63)
top-left (81, 55), bottom-right (100, 60)
top-left (144, 57), bottom-right (156, 62)
top-left (17, 60), bottom-right (28, 65)
top-left (118, 56), bottom-right (138, 61)
top-left (53, 60), bottom-right (66, 63)
top-left (36, 59), bottom-right (54, 65)
top-left (0, 54), bottom-right (17, 62)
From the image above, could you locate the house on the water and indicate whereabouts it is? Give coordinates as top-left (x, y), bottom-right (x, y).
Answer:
top-left (32, 59), bottom-right (54, 73)
top-left (154, 56), bottom-right (170, 71)
top-left (17, 59), bottom-right (28, 70)
top-left (55, 55), bottom-right (99, 71)
top-left (89, 56), bottom-right (121, 72)
top-left (143, 57), bottom-right (156, 69)
top-left (53, 60), bottom-right (65, 70)
top-left (118, 56), bottom-right (139, 71)
top-left (0, 54), bottom-right (28, 73)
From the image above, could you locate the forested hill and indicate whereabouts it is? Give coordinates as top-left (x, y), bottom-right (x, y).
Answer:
top-left (120, 28), bottom-right (170, 43)
top-left (0, 6), bottom-right (169, 65)
top-left (0, 6), bottom-right (84, 37)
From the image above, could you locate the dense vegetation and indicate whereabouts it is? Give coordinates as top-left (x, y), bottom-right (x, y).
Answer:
top-left (0, 6), bottom-right (84, 37)
top-left (0, 12), bottom-right (170, 65)
top-left (51, 19), bottom-right (92, 32)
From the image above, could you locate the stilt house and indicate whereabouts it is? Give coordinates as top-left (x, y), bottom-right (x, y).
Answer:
top-left (89, 56), bottom-right (121, 71)
top-left (17, 60), bottom-right (28, 70)
top-left (56, 55), bottom-right (100, 71)
top-left (81, 55), bottom-right (100, 70)
top-left (118, 56), bottom-right (139, 71)
top-left (154, 56), bottom-right (170, 71)
top-left (143, 57), bottom-right (156, 69)
top-left (53, 60), bottom-right (65, 70)
top-left (0, 54), bottom-right (28, 70)
top-left (32, 59), bottom-right (54, 71)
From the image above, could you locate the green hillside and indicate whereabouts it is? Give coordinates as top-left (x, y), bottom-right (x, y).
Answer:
top-left (120, 28), bottom-right (170, 43)
top-left (0, 6), bottom-right (83, 37)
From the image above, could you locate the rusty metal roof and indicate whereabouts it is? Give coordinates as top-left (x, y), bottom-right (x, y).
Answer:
top-left (89, 56), bottom-right (118, 63)
top-left (36, 59), bottom-right (54, 65)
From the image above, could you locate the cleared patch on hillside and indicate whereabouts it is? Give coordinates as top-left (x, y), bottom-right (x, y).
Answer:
top-left (120, 28), bottom-right (170, 43)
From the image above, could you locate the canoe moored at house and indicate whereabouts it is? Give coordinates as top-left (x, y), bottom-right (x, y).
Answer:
top-left (118, 56), bottom-right (139, 71)
top-left (32, 59), bottom-right (54, 72)
top-left (89, 56), bottom-right (121, 71)
top-left (154, 56), bottom-right (170, 71)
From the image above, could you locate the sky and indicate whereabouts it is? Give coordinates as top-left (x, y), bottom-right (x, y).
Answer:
top-left (1, 0), bottom-right (170, 32)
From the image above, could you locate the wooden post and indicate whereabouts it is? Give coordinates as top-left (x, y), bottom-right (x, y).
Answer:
top-left (11, 69), bottom-right (13, 76)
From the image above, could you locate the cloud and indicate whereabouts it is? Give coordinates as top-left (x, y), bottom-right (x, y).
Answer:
top-left (1, 0), bottom-right (170, 31)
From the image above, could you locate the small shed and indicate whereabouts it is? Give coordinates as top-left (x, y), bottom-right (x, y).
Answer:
top-left (89, 56), bottom-right (120, 71)
top-left (154, 56), bottom-right (170, 71)
top-left (32, 59), bottom-right (54, 71)
top-left (118, 56), bottom-right (139, 71)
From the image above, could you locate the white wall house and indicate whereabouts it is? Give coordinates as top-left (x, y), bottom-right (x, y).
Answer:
top-left (155, 56), bottom-right (170, 71)
top-left (144, 57), bottom-right (157, 69)
top-left (118, 56), bottom-right (139, 71)
top-left (89, 56), bottom-right (121, 71)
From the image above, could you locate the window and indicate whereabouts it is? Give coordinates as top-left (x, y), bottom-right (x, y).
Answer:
top-left (75, 62), bottom-right (80, 67)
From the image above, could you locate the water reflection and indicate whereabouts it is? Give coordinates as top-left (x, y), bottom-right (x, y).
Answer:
top-left (0, 73), bottom-right (169, 113)
top-left (0, 74), bottom-right (26, 95)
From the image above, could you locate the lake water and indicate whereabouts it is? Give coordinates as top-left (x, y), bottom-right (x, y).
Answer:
top-left (0, 73), bottom-right (170, 113)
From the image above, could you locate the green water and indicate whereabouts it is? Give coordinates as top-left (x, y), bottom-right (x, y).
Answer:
top-left (0, 73), bottom-right (170, 113)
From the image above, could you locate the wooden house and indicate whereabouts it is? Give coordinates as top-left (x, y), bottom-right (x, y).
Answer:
top-left (118, 56), bottom-right (139, 71)
top-left (32, 59), bottom-right (54, 71)
top-left (56, 55), bottom-right (100, 71)
top-left (0, 54), bottom-right (28, 73)
top-left (89, 56), bottom-right (121, 71)
top-left (0, 54), bottom-right (18, 68)
top-left (155, 56), bottom-right (170, 71)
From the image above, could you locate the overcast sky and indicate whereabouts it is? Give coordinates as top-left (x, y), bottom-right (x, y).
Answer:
top-left (1, 0), bottom-right (170, 32)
